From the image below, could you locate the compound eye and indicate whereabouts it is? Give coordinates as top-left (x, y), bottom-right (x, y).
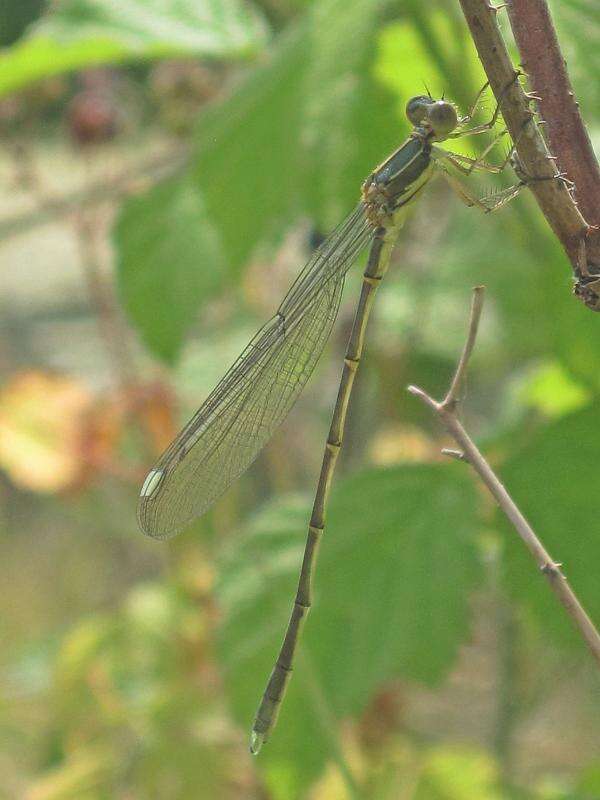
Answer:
top-left (426, 100), bottom-right (458, 136)
top-left (406, 95), bottom-right (434, 126)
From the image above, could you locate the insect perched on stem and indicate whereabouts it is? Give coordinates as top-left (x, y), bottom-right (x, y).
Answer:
top-left (138, 83), bottom-right (526, 754)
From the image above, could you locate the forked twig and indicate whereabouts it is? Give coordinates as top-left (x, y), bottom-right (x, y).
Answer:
top-left (408, 287), bottom-right (600, 668)
top-left (443, 285), bottom-right (485, 408)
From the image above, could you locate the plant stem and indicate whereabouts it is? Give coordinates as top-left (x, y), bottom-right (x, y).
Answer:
top-left (457, 0), bottom-right (597, 277)
top-left (494, 598), bottom-right (518, 772)
top-left (507, 0), bottom-right (600, 230)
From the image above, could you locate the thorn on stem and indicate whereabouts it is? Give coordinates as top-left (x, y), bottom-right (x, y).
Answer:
top-left (441, 448), bottom-right (468, 463)
top-left (541, 561), bottom-right (564, 578)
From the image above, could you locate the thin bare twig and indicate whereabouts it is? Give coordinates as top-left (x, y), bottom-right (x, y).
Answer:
top-left (441, 448), bottom-right (468, 462)
top-left (408, 287), bottom-right (600, 669)
top-left (0, 146), bottom-right (188, 242)
top-left (443, 285), bottom-right (485, 408)
top-left (457, 0), bottom-right (598, 283)
top-left (74, 207), bottom-right (138, 390)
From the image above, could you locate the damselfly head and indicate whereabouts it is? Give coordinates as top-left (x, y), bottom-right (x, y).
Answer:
top-left (406, 95), bottom-right (435, 126)
top-left (406, 96), bottom-right (458, 138)
top-left (425, 100), bottom-right (458, 137)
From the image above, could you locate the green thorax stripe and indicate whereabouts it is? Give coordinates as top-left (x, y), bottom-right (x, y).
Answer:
top-left (371, 136), bottom-right (433, 208)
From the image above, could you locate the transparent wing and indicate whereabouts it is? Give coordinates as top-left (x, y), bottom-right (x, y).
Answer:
top-left (138, 203), bottom-right (374, 538)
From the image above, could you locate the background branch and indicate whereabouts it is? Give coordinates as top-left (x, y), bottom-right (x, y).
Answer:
top-left (74, 208), bottom-right (137, 391)
top-left (408, 287), bottom-right (600, 670)
top-left (0, 146), bottom-right (187, 242)
top-left (457, 0), bottom-right (600, 287)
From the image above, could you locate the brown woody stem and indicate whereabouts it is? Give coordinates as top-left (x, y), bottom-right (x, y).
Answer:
top-left (458, 0), bottom-right (600, 279)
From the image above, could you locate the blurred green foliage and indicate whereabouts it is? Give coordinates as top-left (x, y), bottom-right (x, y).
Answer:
top-left (0, 0), bottom-right (268, 97)
top-left (116, 176), bottom-right (226, 362)
top-left (2, 0), bottom-right (600, 798)
top-left (0, 0), bottom-right (46, 48)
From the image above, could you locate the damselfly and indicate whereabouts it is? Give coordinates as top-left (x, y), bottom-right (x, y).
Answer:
top-left (138, 85), bottom-right (526, 753)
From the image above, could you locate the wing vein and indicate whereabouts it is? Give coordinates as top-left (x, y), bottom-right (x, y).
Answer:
top-left (138, 202), bottom-right (374, 537)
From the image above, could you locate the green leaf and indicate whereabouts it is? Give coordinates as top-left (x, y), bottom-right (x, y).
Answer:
top-left (577, 760), bottom-right (600, 796)
top-left (0, 0), bottom-right (45, 47)
top-left (375, 13), bottom-right (484, 115)
top-left (217, 463), bottom-right (480, 789)
top-left (26, 744), bottom-right (118, 799)
top-left (116, 0), bottom-right (401, 362)
top-left (191, 22), bottom-right (308, 274)
top-left (191, 0), bottom-right (401, 273)
top-left (414, 746), bottom-right (503, 800)
top-left (511, 360), bottom-right (590, 419)
top-left (0, 0), bottom-right (269, 98)
top-left (299, 0), bottom-right (401, 226)
top-left (115, 175), bottom-right (226, 363)
top-left (499, 403), bottom-right (600, 649)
